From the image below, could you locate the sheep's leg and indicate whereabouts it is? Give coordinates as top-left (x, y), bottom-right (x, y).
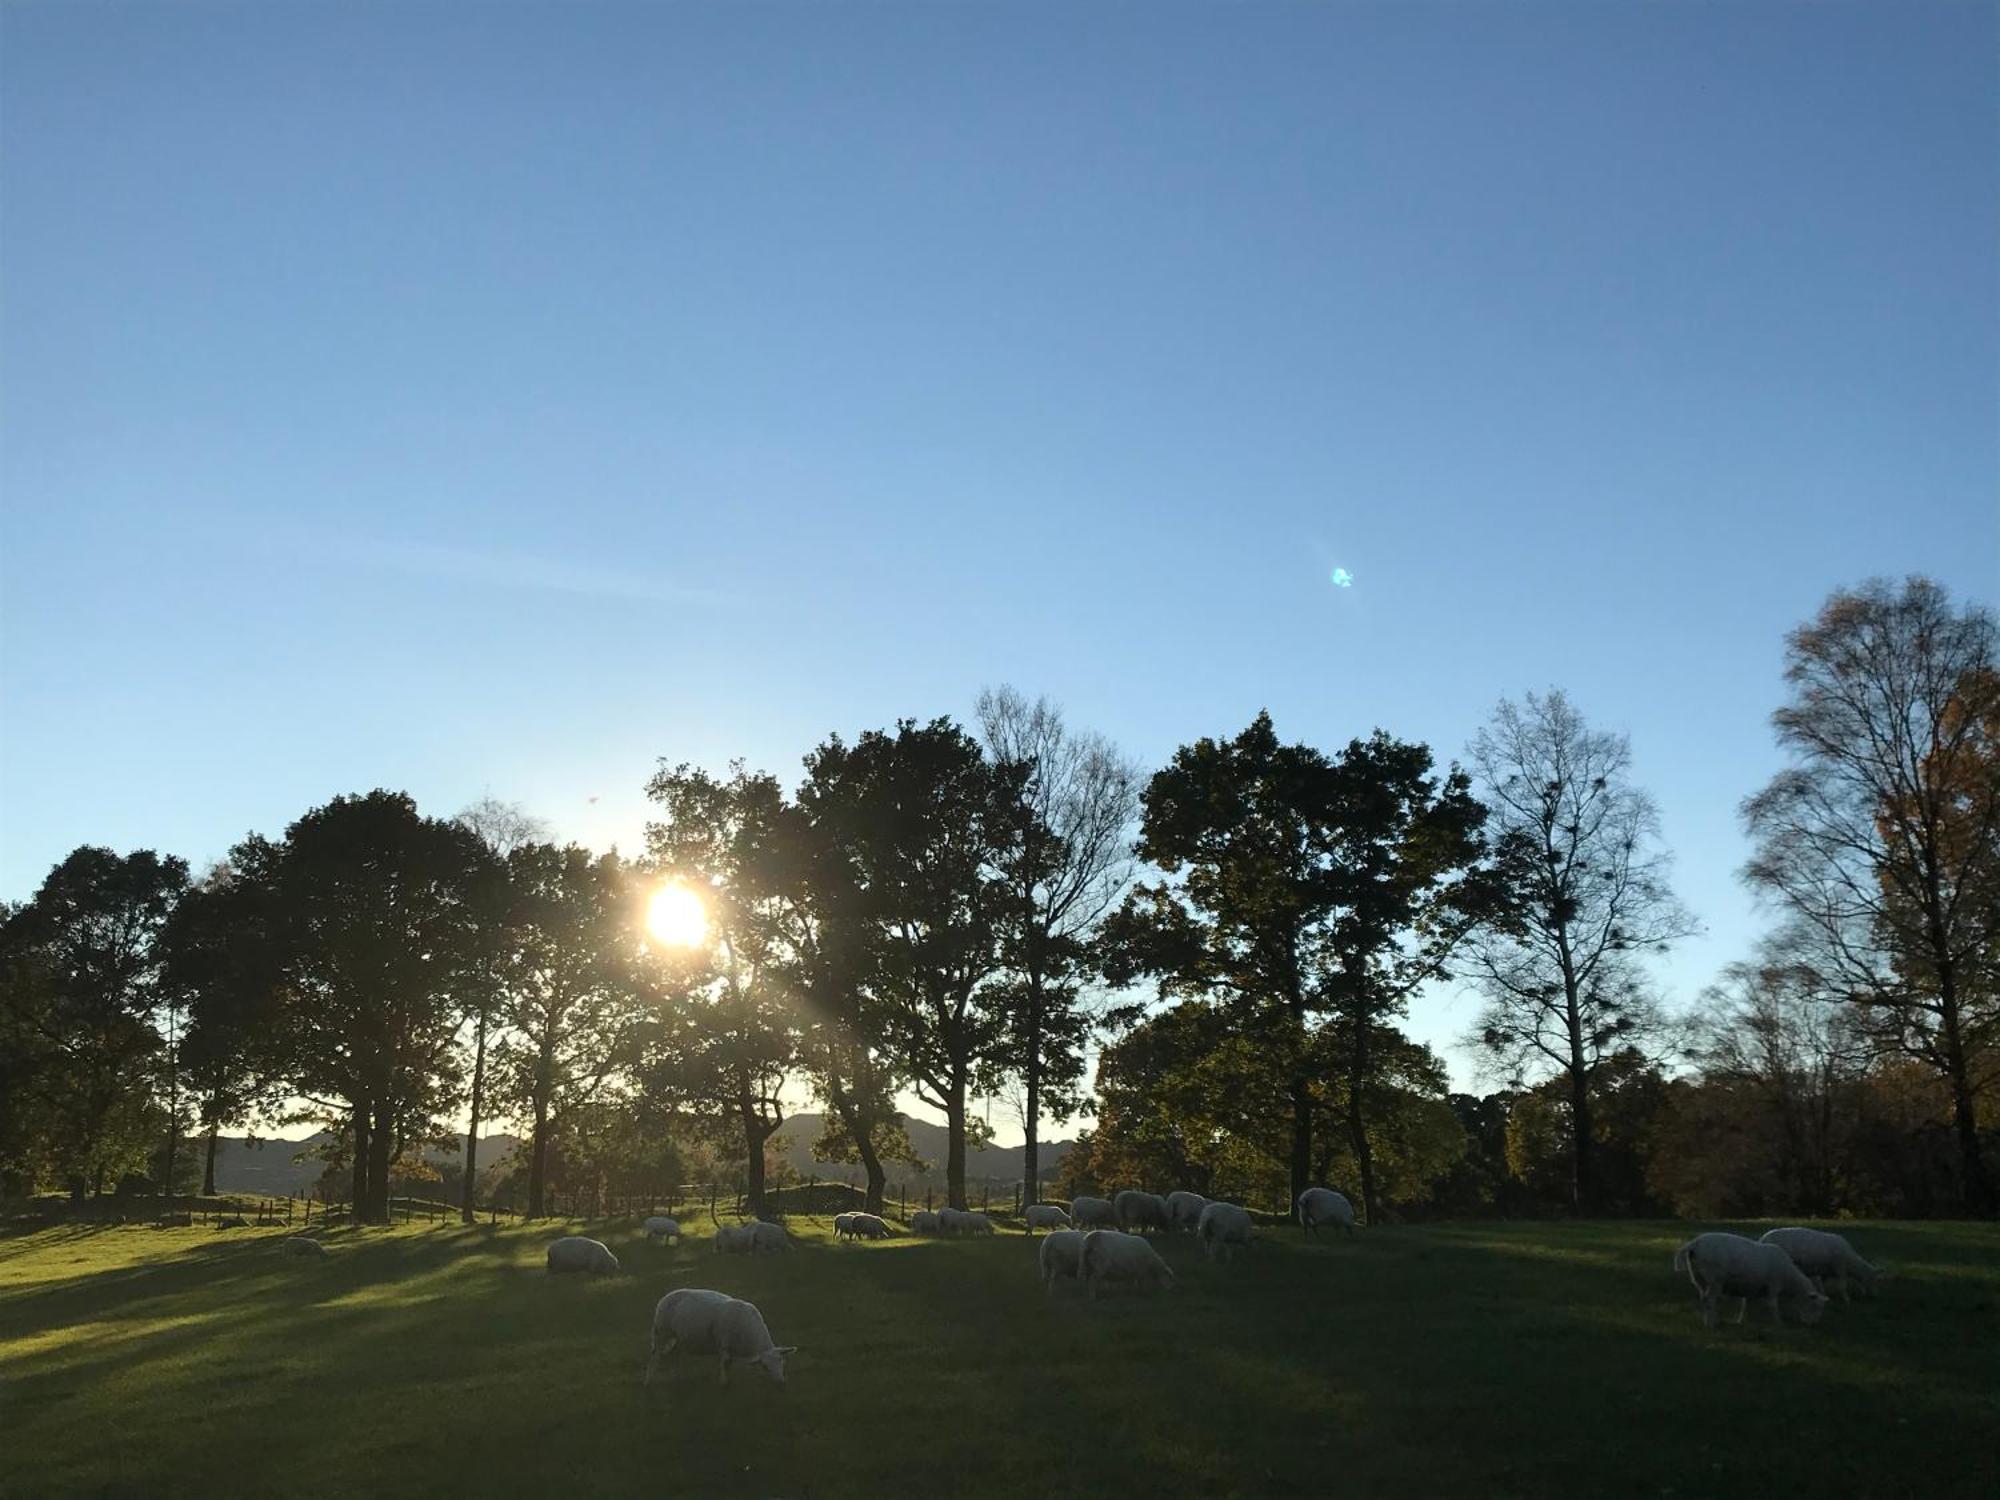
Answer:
top-left (1836, 1272), bottom-right (1851, 1304)
top-left (1768, 1291), bottom-right (1783, 1326)
top-left (1699, 1291), bottom-right (1717, 1328)
top-left (718, 1355), bottom-right (731, 1386)
top-left (1734, 1296), bottom-right (1747, 1324)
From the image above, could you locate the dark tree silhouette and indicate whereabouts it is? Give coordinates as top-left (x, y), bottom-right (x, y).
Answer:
top-left (978, 685), bottom-right (1137, 1206)
top-left (0, 848), bottom-right (188, 1201)
top-left (1465, 689), bottom-right (1695, 1212)
top-left (1105, 715), bottom-right (1495, 1219)
top-left (491, 844), bottom-right (650, 1219)
top-left (1744, 578), bottom-right (2000, 1214)
top-left (801, 720), bottom-right (1025, 1209)
top-left (453, 797), bottom-right (548, 1222)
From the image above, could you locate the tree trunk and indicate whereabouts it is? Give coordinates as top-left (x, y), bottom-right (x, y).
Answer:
top-left (462, 1010), bottom-right (488, 1225)
top-left (945, 1081), bottom-right (968, 1210)
top-left (201, 1120), bottom-right (219, 1197)
top-left (1022, 989), bottom-right (1043, 1205)
top-left (1288, 1074), bottom-right (1314, 1211)
top-left (1346, 1022), bottom-right (1377, 1224)
top-left (350, 1106), bottom-right (369, 1218)
top-left (366, 1100), bottom-right (393, 1224)
top-left (527, 1097), bottom-right (551, 1219)
top-left (1938, 982), bottom-right (1994, 1216)
top-left (743, 1098), bottom-right (775, 1220)
top-left (826, 1064), bottom-right (887, 1213)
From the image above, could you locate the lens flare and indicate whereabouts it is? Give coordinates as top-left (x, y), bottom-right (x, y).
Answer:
top-left (645, 883), bottom-right (709, 948)
top-left (1330, 567), bottom-right (1354, 588)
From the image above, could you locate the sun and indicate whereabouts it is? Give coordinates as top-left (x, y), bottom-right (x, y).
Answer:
top-left (645, 882), bottom-right (709, 948)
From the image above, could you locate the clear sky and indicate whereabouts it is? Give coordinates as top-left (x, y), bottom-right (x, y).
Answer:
top-left (3, 2), bottom-right (1996, 1122)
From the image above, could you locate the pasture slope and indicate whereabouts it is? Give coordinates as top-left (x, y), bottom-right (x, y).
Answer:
top-left (0, 1216), bottom-right (1994, 1499)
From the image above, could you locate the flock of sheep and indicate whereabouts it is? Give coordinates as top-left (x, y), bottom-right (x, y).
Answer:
top-left (268, 1184), bottom-right (1883, 1391)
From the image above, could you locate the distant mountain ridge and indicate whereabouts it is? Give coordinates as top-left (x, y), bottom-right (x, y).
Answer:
top-left (207, 1114), bottom-right (1072, 1195)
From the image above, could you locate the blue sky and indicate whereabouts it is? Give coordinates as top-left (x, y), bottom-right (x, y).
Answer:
top-left (3, 2), bottom-right (1995, 1118)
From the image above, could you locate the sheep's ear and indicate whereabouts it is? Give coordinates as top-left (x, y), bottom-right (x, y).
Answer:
top-left (774, 1345), bottom-right (799, 1355)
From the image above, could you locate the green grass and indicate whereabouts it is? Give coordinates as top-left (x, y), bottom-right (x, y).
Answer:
top-left (2, 1214), bottom-right (1996, 1499)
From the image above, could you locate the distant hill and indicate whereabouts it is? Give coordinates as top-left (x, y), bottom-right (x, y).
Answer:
top-left (209, 1131), bottom-right (522, 1196)
top-left (771, 1112), bottom-right (1073, 1189)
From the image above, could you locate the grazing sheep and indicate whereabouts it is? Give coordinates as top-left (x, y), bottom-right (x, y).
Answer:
top-left (836, 1212), bottom-right (890, 1241)
top-left (646, 1288), bottom-right (796, 1388)
top-left (1024, 1204), bottom-right (1072, 1234)
top-left (1080, 1229), bottom-right (1176, 1299)
top-left (1039, 1229), bottom-right (1088, 1293)
top-left (1296, 1187), bottom-right (1356, 1235)
top-left (643, 1215), bottom-right (681, 1243)
top-left (213, 1216), bottom-right (247, 1230)
top-left (545, 1236), bottom-right (621, 1276)
top-left (1165, 1191), bottom-right (1209, 1232)
top-left (939, 1207), bottom-right (995, 1236)
top-left (279, 1236), bottom-right (327, 1258)
top-left (1674, 1232), bottom-right (1828, 1328)
top-left (745, 1220), bottom-right (790, 1253)
top-left (1068, 1195), bottom-right (1118, 1230)
top-left (910, 1209), bottom-right (942, 1234)
top-left (1196, 1201), bottom-right (1253, 1263)
top-left (714, 1224), bottom-right (752, 1255)
top-left (1759, 1227), bottom-right (1882, 1301)
top-left (1114, 1190), bottom-right (1171, 1234)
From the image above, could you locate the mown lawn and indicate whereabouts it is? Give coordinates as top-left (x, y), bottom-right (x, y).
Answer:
top-left (0, 1213), bottom-right (1995, 1499)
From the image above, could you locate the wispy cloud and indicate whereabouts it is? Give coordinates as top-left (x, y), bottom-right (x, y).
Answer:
top-left (361, 537), bottom-right (732, 607)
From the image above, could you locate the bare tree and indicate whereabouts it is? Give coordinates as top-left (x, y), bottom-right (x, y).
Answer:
top-left (1465, 690), bottom-right (1695, 1212)
top-left (1743, 577), bottom-right (2000, 1214)
top-left (977, 685), bottom-right (1138, 1205)
top-left (453, 796), bottom-right (547, 1223)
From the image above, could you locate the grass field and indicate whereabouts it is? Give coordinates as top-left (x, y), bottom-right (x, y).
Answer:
top-left (1, 1214), bottom-right (1995, 1499)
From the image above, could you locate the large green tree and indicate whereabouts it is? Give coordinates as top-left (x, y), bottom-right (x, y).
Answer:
top-left (800, 720), bottom-right (1025, 1209)
top-left (641, 765), bottom-right (804, 1220)
top-left (491, 843), bottom-right (652, 1219)
top-left (1104, 714), bottom-right (1495, 1219)
top-left (236, 792), bottom-right (495, 1224)
top-left (0, 848), bottom-right (188, 1201)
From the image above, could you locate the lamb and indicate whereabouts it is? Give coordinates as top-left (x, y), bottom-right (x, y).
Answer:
top-left (1165, 1191), bottom-right (1209, 1232)
top-left (279, 1236), bottom-right (327, 1258)
top-left (910, 1209), bottom-right (942, 1234)
top-left (1080, 1229), bottom-right (1176, 1299)
top-left (1196, 1201), bottom-right (1253, 1263)
top-left (1296, 1186), bottom-right (1356, 1235)
top-left (1038, 1229), bottom-right (1088, 1293)
top-left (1759, 1227), bottom-right (1883, 1301)
top-left (1024, 1204), bottom-right (1072, 1234)
top-left (646, 1288), bottom-right (796, 1388)
top-left (1068, 1195), bottom-right (1118, 1230)
top-left (835, 1212), bottom-right (891, 1241)
top-left (643, 1215), bottom-right (681, 1243)
top-left (1113, 1190), bottom-right (1171, 1234)
top-left (545, 1236), bottom-right (621, 1276)
top-left (1674, 1232), bottom-right (1828, 1328)
top-left (939, 1206), bottom-right (995, 1236)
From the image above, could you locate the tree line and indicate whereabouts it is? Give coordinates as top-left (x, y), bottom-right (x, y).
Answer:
top-left (2, 578), bottom-right (1994, 1222)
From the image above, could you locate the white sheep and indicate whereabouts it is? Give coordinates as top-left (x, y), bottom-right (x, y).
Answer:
top-left (835, 1211), bottom-right (891, 1241)
top-left (545, 1235), bottom-right (620, 1276)
top-left (645, 1288), bottom-right (796, 1388)
top-left (1080, 1229), bottom-right (1175, 1299)
top-left (1759, 1227), bottom-right (1882, 1301)
top-left (279, 1236), bottom-right (327, 1258)
top-left (910, 1209), bottom-right (942, 1234)
top-left (1196, 1201), bottom-right (1253, 1262)
top-left (1114, 1190), bottom-right (1171, 1234)
top-left (939, 1206), bottom-right (995, 1236)
top-left (1165, 1191), bottom-right (1209, 1232)
top-left (1038, 1229), bottom-right (1088, 1293)
top-left (643, 1215), bottom-right (681, 1243)
top-left (1068, 1195), bottom-right (1118, 1230)
top-left (1024, 1203), bottom-right (1072, 1234)
top-left (1296, 1186), bottom-right (1356, 1235)
top-left (1673, 1232), bottom-right (1828, 1328)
